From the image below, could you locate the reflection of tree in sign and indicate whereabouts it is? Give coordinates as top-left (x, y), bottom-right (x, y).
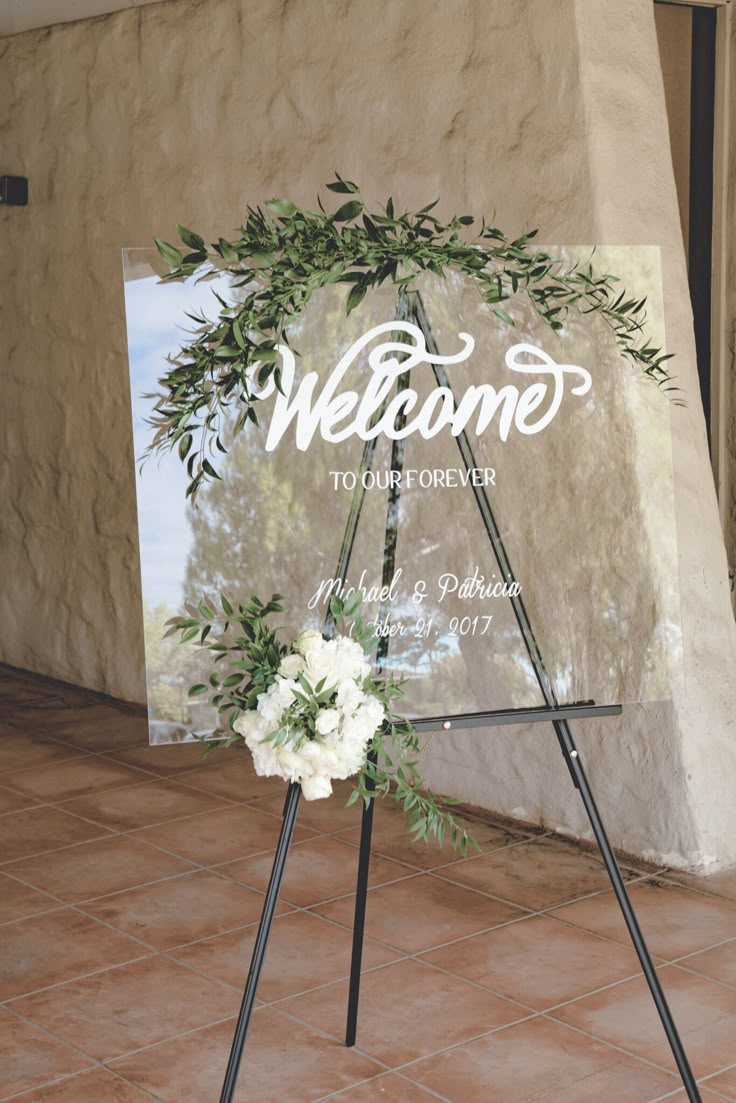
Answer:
top-left (181, 268), bottom-right (677, 720)
top-left (418, 265), bottom-right (676, 708)
top-left (183, 282), bottom-right (400, 636)
top-left (183, 422), bottom-right (332, 617)
top-left (142, 601), bottom-right (209, 731)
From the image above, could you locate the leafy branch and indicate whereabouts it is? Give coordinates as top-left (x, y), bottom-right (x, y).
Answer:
top-left (150, 175), bottom-right (676, 500)
top-left (166, 592), bottom-right (286, 750)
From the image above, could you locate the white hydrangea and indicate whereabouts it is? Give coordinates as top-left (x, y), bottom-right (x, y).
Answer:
top-left (233, 631), bottom-right (384, 801)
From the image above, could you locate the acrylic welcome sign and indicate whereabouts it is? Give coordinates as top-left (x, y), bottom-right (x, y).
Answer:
top-left (123, 246), bottom-right (681, 744)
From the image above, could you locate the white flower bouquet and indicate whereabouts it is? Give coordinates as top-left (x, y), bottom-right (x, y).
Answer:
top-left (171, 592), bottom-right (476, 853)
top-left (235, 629), bottom-right (385, 801)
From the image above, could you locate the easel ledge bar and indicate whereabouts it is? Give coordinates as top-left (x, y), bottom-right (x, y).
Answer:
top-left (411, 702), bottom-right (623, 732)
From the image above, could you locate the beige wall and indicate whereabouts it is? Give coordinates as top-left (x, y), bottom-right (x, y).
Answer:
top-left (2, 0), bottom-right (736, 869)
top-left (654, 1), bottom-right (692, 254)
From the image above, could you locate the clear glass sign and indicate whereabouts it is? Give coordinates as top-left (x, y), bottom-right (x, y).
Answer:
top-left (123, 246), bottom-right (681, 744)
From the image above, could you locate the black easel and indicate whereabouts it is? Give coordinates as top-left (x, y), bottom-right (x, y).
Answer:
top-left (219, 291), bottom-right (703, 1103)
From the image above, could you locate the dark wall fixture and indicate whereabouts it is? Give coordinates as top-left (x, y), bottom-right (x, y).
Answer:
top-left (688, 7), bottom-right (717, 451)
top-left (0, 176), bottom-right (28, 205)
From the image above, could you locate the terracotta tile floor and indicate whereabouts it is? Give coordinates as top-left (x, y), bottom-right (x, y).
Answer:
top-left (1, 668), bottom-right (736, 1102)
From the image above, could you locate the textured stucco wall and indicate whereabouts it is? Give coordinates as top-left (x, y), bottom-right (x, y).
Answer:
top-left (2, 0), bottom-right (735, 868)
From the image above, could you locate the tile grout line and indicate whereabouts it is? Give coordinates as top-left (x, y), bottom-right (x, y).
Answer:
top-left (4, 949), bottom-right (156, 1005)
top-left (312, 1067), bottom-right (456, 1103)
top-left (103, 1012), bottom-right (242, 1068)
top-left (537, 1011), bottom-right (702, 1079)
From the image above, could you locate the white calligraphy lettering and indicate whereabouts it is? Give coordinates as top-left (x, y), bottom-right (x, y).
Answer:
top-left (261, 323), bottom-right (591, 452)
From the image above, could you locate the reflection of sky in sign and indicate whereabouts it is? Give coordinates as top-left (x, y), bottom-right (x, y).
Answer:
top-left (124, 272), bottom-right (231, 609)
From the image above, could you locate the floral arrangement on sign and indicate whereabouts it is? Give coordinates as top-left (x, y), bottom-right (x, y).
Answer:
top-left (169, 590), bottom-right (478, 851)
top-left (153, 177), bottom-right (674, 853)
top-left (239, 621), bottom-right (384, 803)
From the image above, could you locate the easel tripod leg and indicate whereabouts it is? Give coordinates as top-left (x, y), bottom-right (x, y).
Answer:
top-left (556, 721), bottom-right (702, 1103)
top-left (345, 757), bottom-right (377, 1047)
top-left (219, 781), bottom-right (302, 1103)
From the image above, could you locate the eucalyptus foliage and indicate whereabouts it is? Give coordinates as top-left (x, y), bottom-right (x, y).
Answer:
top-left (151, 175), bottom-right (675, 501)
top-left (168, 592), bottom-right (479, 854)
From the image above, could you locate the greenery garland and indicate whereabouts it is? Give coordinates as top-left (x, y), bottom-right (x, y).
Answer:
top-left (151, 174), bottom-right (675, 501)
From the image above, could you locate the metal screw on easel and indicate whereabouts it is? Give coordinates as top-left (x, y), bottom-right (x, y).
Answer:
top-left (420, 719), bottom-right (452, 757)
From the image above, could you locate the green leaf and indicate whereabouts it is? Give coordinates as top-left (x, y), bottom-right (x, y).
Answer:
top-left (343, 590), bottom-right (363, 616)
top-left (326, 175), bottom-right (359, 194)
top-left (176, 225), bottom-right (206, 252)
top-left (333, 200), bottom-right (363, 222)
top-left (266, 198), bottom-right (297, 218)
top-left (232, 319), bottom-right (246, 349)
top-left (202, 459), bottom-right (221, 480)
top-left (188, 684), bottom-right (209, 697)
top-left (218, 237), bottom-right (239, 264)
top-left (329, 595), bottom-right (343, 618)
top-left (154, 237), bottom-right (183, 267)
top-left (177, 433), bottom-right (193, 461)
top-left (221, 594), bottom-right (234, 616)
top-left (493, 308), bottom-right (514, 325)
top-left (346, 282), bottom-right (367, 315)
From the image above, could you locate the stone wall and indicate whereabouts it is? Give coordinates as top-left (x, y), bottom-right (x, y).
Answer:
top-left (2, 0), bottom-right (735, 869)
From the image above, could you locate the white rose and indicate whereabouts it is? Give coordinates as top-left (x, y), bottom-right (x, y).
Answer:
top-left (278, 653), bottom-right (304, 678)
top-left (315, 708), bottom-right (340, 736)
top-left (299, 739), bottom-right (321, 760)
top-left (294, 629), bottom-right (323, 656)
top-left (303, 639), bottom-right (340, 692)
top-left (302, 773), bottom-right (333, 800)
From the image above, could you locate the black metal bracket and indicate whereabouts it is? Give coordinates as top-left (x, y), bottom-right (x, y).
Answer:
top-left (411, 701), bottom-right (622, 732)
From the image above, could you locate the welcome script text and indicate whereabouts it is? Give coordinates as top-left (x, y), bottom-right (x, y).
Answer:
top-left (246, 321), bottom-right (592, 451)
